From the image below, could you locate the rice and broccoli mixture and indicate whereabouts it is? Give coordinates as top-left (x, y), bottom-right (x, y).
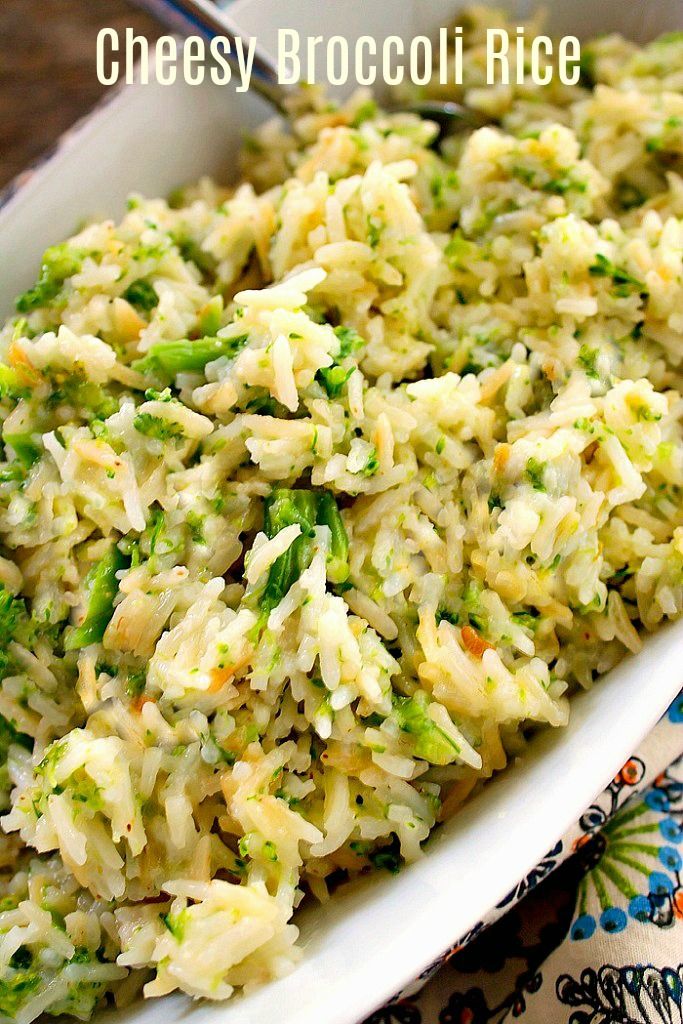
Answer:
top-left (0, 7), bottom-right (682, 1019)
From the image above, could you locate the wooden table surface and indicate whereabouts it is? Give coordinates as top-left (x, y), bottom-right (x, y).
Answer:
top-left (0, 0), bottom-right (161, 189)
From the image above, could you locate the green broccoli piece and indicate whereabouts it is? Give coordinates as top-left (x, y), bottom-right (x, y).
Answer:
top-left (525, 457), bottom-right (547, 492)
top-left (133, 413), bottom-right (185, 442)
top-left (176, 238), bottom-right (216, 275)
top-left (0, 365), bottom-right (30, 403)
top-left (49, 380), bottom-right (118, 421)
top-left (317, 364), bottom-right (354, 399)
top-left (350, 100), bottom-right (378, 128)
top-left (254, 488), bottom-right (350, 621)
top-left (64, 545), bottom-right (129, 651)
top-left (588, 253), bottom-right (646, 297)
top-left (0, 968), bottom-right (41, 1018)
top-left (315, 326), bottom-right (364, 398)
top-left (0, 716), bottom-right (33, 810)
top-left (2, 433), bottom-right (41, 469)
top-left (368, 834), bottom-right (402, 874)
top-left (122, 278), bottom-right (159, 312)
top-left (0, 585), bottom-right (24, 640)
top-left (15, 244), bottom-right (84, 313)
top-left (0, 464), bottom-right (25, 484)
top-left (132, 334), bottom-right (249, 379)
top-left (334, 325), bottom-right (365, 359)
top-left (0, 585), bottom-right (27, 681)
top-left (198, 295), bottom-right (224, 336)
top-left (258, 490), bottom-right (319, 620)
top-left (392, 690), bottom-right (460, 765)
top-left (360, 446), bottom-right (379, 477)
top-left (316, 490), bottom-right (350, 584)
top-left (578, 344), bottom-right (601, 380)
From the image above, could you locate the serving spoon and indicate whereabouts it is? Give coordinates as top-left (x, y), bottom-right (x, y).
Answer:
top-left (137, 0), bottom-right (490, 138)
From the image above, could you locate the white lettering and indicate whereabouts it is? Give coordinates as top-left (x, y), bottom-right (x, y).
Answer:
top-left (155, 36), bottom-right (177, 86)
top-left (278, 29), bottom-right (300, 85)
top-left (383, 36), bottom-right (405, 87)
top-left (96, 28), bottom-right (119, 86)
top-left (559, 35), bottom-right (580, 85)
top-left (209, 36), bottom-right (232, 85)
top-left (234, 36), bottom-right (256, 92)
top-left (355, 36), bottom-right (377, 86)
top-left (486, 29), bottom-right (509, 86)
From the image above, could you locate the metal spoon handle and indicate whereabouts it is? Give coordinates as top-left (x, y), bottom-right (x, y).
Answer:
top-left (136, 0), bottom-right (288, 113)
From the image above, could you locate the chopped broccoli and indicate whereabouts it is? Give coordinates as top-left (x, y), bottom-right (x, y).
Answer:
top-left (8, 948), bottom-right (32, 970)
top-left (334, 327), bottom-right (365, 359)
top-left (317, 364), bottom-right (354, 399)
top-left (64, 545), bottom-right (129, 651)
top-left (367, 216), bottom-right (382, 249)
top-left (368, 834), bottom-right (402, 874)
top-left (133, 334), bottom-right (249, 379)
top-left (615, 181), bottom-right (646, 210)
top-left (0, 585), bottom-right (26, 679)
top-left (0, 463), bottom-right (25, 484)
top-left (125, 670), bottom-right (147, 698)
top-left (0, 968), bottom-right (41, 1018)
top-left (392, 690), bottom-right (460, 765)
top-left (525, 457), bottom-right (547, 492)
top-left (0, 714), bottom-right (33, 810)
top-left (133, 413), bottom-right (185, 442)
top-left (176, 238), bottom-right (216, 275)
top-left (198, 295), bottom-right (224, 336)
top-left (0, 585), bottom-right (25, 642)
top-left (511, 608), bottom-right (540, 631)
top-left (351, 100), bottom-right (378, 128)
top-left (315, 326), bottom-right (364, 397)
top-left (578, 344), bottom-right (601, 380)
top-left (122, 278), bottom-right (158, 312)
top-left (49, 380), bottom-right (118, 421)
top-left (161, 909), bottom-right (188, 941)
top-left (608, 566), bottom-right (634, 587)
top-left (2, 433), bottom-right (41, 469)
top-left (316, 490), bottom-right (350, 584)
top-left (254, 488), bottom-right (350, 621)
top-left (360, 446), bottom-right (379, 477)
top-left (541, 174), bottom-right (587, 195)
top-left (588, 253), bottom-right (646, 296)
top-left (15, 244), bottom-right (84, 313)
top-left (0, 365), bottom-right (30, 403)
top-left (257, 490), bottom-right (318, 622)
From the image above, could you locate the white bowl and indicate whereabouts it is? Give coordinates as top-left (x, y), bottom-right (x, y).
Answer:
top-left (0, 2), bottom-right (681, 1022)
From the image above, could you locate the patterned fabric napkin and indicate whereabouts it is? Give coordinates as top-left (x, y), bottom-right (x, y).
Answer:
top-left (366, 692), bottom-right (683, 1024)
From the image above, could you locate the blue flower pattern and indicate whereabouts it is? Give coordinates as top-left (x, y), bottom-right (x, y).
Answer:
top-left (366, 691), bottom-right (682, 1024)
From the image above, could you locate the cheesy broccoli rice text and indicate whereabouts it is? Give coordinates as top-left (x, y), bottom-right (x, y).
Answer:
top-left (0, 8), bottom-right (681, 1019)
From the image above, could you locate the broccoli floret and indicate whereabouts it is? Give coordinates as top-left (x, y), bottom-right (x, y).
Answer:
top-left (368, 834), bottom-right (402, 874)
top-left (315, 326), bottom-right (365, 397)
top-left (122, 278), bottom-right (159, 312)
top-left (392, 690), bottom-right (460, 765)
top-left (0, 715), bottom-right (33, 810)
top-left (589, 253), bottom-right (646, 297)
top-left (0, 968), bottom-right (41, 1018)
top-left (317, 364), bottom-right (354, 399)
top-left (64, 545), bottom-right (129, 651)
top-left (525, 457), bottom-right (547, 492)
top-left (2, 433), bottom-right (42, 469)
top-left (15, 244), bottom-right (84, 313)
top-left (133, 413), bottom-right (185, 442)
top-left (133, 334), bottom-right (249, 379)
top-left (251, 488), bottom-right (350, 626)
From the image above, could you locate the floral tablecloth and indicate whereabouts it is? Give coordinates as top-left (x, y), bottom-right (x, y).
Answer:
top-left (367, 692), bottom-right (683, 1024)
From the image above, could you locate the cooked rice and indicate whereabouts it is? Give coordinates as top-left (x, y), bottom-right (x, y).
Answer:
top-left (0, 8), bottom-right (682, 1019)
